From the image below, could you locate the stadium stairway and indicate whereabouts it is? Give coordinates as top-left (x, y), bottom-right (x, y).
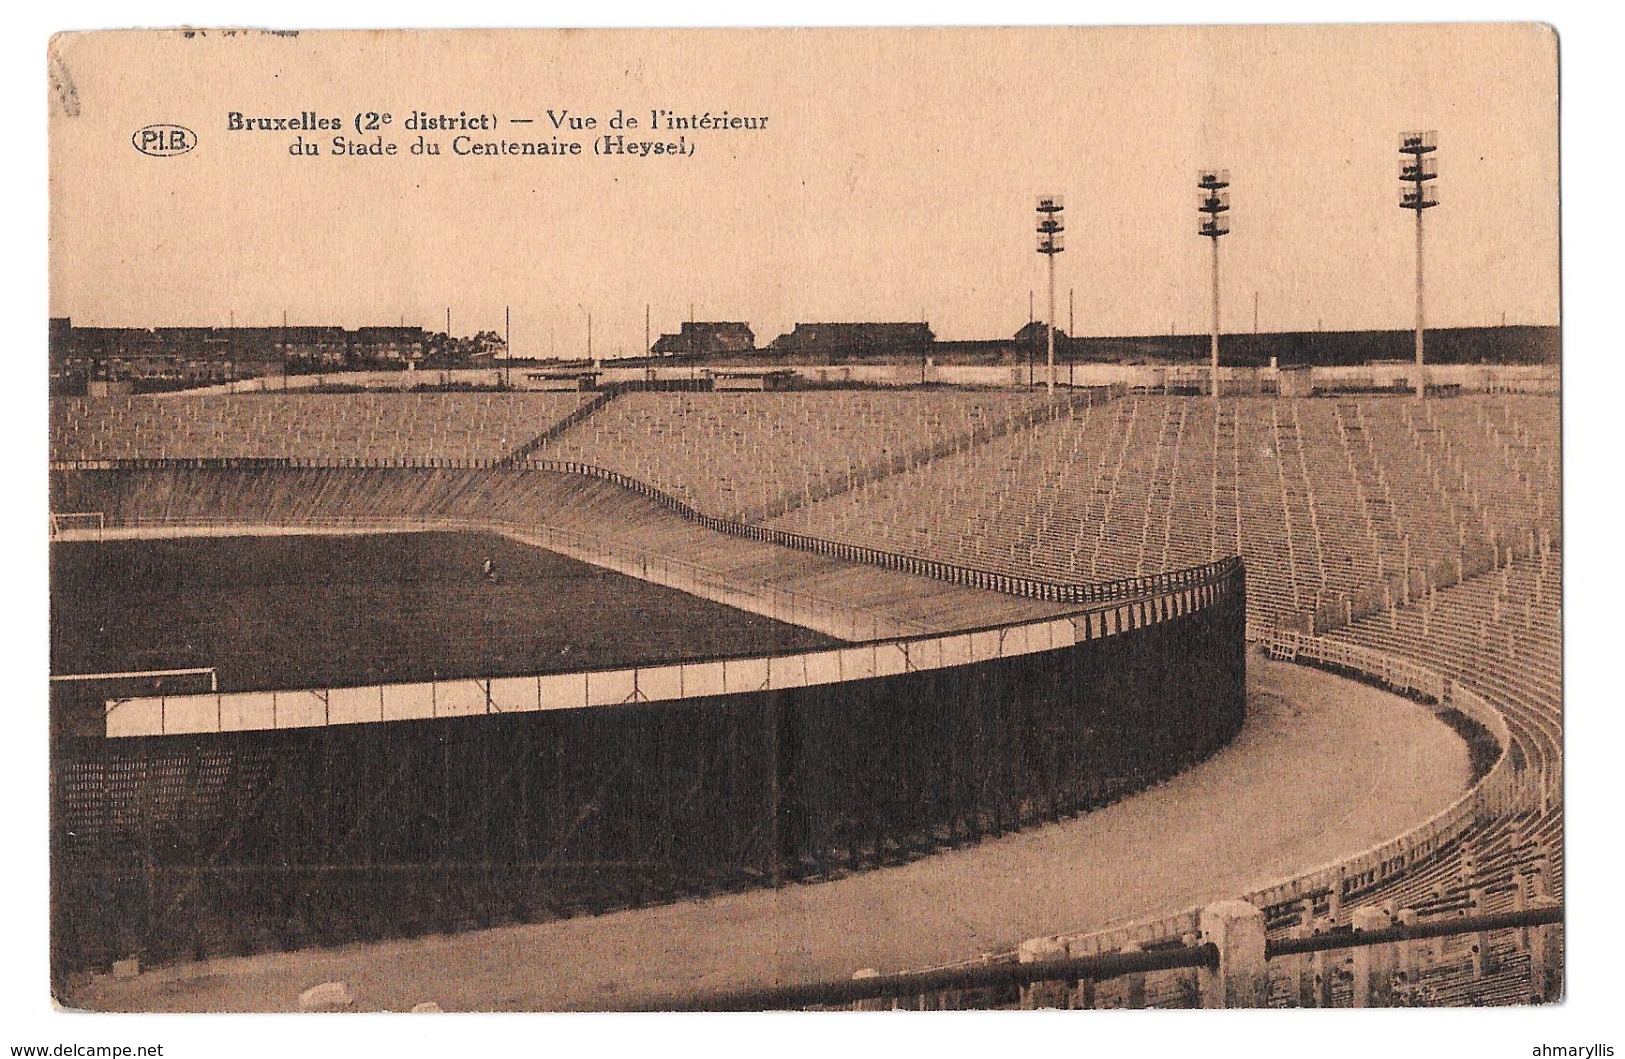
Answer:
top-left (752, 388), bottom-right (1104, 523)
top-left (500, 390), bottom-right (620, 465)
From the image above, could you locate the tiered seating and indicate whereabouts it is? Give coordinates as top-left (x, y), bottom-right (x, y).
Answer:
top-left (1230, 400), bottom-right (1302, 629)
top-left (1352, 400), bottom-right (1478, 561)
top-left (1242, 810), bottom-right (1561, 1008)
top-left (773, 395), bottom-right (1558, 635)
top-left (1329, 399), bottom-right (1408, 587)
top-left (1265, 549), bottom-right (1564, 1005)
top-left (927, 550), bottom-right (1563, 1010)
top-left (1292, 402), bottom-right (1372, 601)
top-left (537, 392), bottom-right (1050, 522)
top-left (50, 393), bottom-right (590, 464)
top-left (1427, 395), bottom-right (1561, 545)
top-left (53, 392), bottom-right (1560, 640)
top-left (54, 388), bottom-right (1562, 1007)
top-left (1327, 553), bottom-right (1562, 824)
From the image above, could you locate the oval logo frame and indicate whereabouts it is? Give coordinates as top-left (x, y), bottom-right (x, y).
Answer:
top-left (132, 124), bottom-right (197, 157)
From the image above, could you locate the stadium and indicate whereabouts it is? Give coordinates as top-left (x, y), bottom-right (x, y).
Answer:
top-left (43, 25), bottom-right (1564, 1018)
top-left (47, 363), bottom-right (1560, 1011)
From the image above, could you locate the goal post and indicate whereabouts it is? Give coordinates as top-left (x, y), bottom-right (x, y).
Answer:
top-left (50, 511), bottom-right (105, 539)
top-left (51, 666), bottom-right (219, 697)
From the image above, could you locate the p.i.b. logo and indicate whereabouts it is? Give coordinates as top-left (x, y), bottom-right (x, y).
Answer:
top-left (132, 124), bottom-right (196, 157)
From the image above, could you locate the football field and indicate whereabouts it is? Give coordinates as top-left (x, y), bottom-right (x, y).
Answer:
top-left (50, 530), bottom-right (841, 695)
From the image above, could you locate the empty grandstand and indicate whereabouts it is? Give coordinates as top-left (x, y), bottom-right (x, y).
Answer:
top-left (39, 15), bottom-right (1572, 1039)
top-left (48, 381), bottom-right (1561, 1010)
top-left (533, 390), bottom-right (1070, 521)
top-left (51, 392), bottom-right (592, 464)
top-left (748, 395), bottom-right (1558, 636)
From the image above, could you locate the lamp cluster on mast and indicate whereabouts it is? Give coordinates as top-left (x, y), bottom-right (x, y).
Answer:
top-left (1197, 170), bottom-right (1231, 399)
top-left (1399, 131), bottom-right (1440, 399)
top-left (1035, 196), bottom-right (1065, 395)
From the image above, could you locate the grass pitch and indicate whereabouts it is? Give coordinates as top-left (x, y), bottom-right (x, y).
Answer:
top-left (51, 531), bottom-right (840, 694)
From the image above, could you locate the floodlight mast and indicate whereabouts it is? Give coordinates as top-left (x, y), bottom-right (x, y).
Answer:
top-left (1036, 196), bottom-right (1065, 396)
top-left (1399, 131), bottom-right (1440, 399)
top-left (1197, 170), bottom-right (1231, 400)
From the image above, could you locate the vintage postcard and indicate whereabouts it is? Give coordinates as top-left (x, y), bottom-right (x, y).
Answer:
top-left (45, 23), bottom-right (1560, 1029)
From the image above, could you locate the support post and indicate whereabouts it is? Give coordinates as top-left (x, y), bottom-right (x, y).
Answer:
top-left (1047, 240), bottom-right (1057, 396)
top-left (764, 691), bottom-right (785, 887)
top-left (1399, 131), bottom-right (1437, 398)
top-left (1197, 169), bottom-right (1230, 399)
top-left (1035, 196), bottom-right (1065, 396)
top-left (1414, 205), bottom-right (1425, 398)
top-left (1118, 942), bottom-right (1148, 1009)
top-left (850, 968), bottom-right (884, 1012)
top-left (1198, 900), bottom-right (1267, 1008)
top-left (1395, 907), bottom-right (1419, 993)
top-left (1351, 905), bottom-right (1396, 1007)
top-left (1311, 938), bottom-right (1333, 1008)
top-left (1211, 234), bottom-right (1221, 398)
top-left (1292, 923), bottom-right (1317, 1007)
top-left (1018, 936), bottom-right (1071, 1009)
top-left (1528, 895), bottom-right (1563, 1003)
top-left (1469, 885), bottom-right (1490, 979)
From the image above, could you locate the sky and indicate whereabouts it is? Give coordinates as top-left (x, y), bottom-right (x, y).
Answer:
top-left (48, 25), bottom-right (1557, 357)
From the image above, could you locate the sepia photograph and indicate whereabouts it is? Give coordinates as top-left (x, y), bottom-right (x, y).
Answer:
top-left (17, 7), bottom-right (1612, 1054)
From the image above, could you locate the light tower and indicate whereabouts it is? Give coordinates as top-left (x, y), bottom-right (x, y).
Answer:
top-left (1399, 131), bottom-right (1439, 399)
top-left (1197, 170), bottom-right (1230, 399)
top-left (1035, 196), bottom-right (1065, 395)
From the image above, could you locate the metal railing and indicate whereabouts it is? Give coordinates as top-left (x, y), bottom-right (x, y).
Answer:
top-left (641, 903), bottom-right (1562, 1010)
top-left (643, 943), bottom-right (1220, 1011)
top-left (518, 458), bottom-right (1235, 606)
top-left (498, 390), bottom-right (618, 464)
top-left (51, 458), bottom-right (1239, 610)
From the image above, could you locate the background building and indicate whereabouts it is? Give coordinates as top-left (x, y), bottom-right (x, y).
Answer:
top-left (767, 322), bottom-right (936, 363)
top-left (650, 322), bottom-right (757, 358)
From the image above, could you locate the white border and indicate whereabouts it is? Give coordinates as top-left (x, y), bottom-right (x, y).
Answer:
top-left (9, 4), bottom-right (1621, 1059)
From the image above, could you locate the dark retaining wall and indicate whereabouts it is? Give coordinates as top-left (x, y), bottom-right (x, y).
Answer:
top-left (52, 566), bottom-right (1245, 975)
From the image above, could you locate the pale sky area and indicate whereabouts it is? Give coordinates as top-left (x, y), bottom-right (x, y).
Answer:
top-left (49, 24), bottom-right (1558, 357)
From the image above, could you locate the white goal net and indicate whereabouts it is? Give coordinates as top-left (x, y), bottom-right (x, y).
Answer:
top-left (52, 666), bottom-right (219, 698)
top-left (49, 511), bottom-right (105, 539)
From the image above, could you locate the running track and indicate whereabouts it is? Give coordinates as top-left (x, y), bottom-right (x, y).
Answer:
top-left (71, 656), bottom-right (1470, 1012)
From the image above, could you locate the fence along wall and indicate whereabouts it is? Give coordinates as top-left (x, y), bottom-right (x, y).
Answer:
top-left (54, 559), bottom-right (1246, 973)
